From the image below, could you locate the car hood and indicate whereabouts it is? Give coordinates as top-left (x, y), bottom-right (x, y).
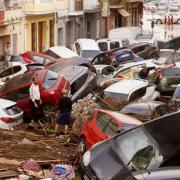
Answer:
top-left (89, 140), bottom-right (134, 180)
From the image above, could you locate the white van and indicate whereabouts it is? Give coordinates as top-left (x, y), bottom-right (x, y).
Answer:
top-left (72, 39), bottom-right (101, 60)
top-left (97, 38), bottom-right (130, 52)
top-left (109, 27), bottom-right (158, 47)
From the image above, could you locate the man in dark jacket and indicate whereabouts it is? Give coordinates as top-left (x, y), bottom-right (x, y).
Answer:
top-left (55, 89), bottom-right (72, 137)
top-left (138, 66), bottom-right (155, 79)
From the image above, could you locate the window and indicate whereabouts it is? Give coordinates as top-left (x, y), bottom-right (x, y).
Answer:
top-left (0, 68), bottom-right (13, 78)
top-left (155, 105), bottom-right (170, 117)
top-left (42, 70), bottom-right (58, 89)
top-left (71, 73), bottom-right (88, 95)
top-left (4, 105), bottom-right (22, 116)
top-left (10, 56), bottom-right (24, 63)
top-left (96, 112), bottom-right (111, 132)
top-left (110, 42), bottom-right (119, 50)
top-left (98, 42), bottom-right (108, 51)
top-left (129, 87), bottom-right (146, 101)
top-left (105, 120), bottom-right (118, 136)
top-left (2, 87), bottom-right (29, 101)
top-left (12, 66), bottom-right (21, 74)
top-left (30, 56), bottom-right (45, 64)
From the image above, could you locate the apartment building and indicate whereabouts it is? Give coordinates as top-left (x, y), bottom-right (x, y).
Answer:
top-left (23, 0), bottom-right (68, 52)
top-left (0, 0), bottom-right (23, 55)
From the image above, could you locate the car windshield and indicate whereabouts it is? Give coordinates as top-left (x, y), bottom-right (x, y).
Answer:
top-left (173, 86), bottom-right (180, 99)
top-left (114, 128), bottom-right (163, 172)
top-left (4, 105), bottom-right (22, 115)
top-left (42, 70), bottom-right (58, 89)
top-left (104, 91), bottom-right (129, 100)
top-left (10, 56), bottom-right (24, 62)
top-left (81, 50), bottom-right (100, 59)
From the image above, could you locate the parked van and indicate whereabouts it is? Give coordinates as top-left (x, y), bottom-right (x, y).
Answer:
top-left (97, 38), bottom-right (130, 52)
top-left (109, 27), bottom-right (158, 47)
top-left (72, 39), bottom-right (101, 60)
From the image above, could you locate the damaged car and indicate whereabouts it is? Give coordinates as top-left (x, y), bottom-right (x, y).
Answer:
top-left (104, 79), bottom-right (160, 102)
top-left (51, 65), bottom-right (97, 102)
top-left (120, 101), bottom-right (170, 121)
top-left (79, 112), bottom-right (180, 180)
top-left (79, 109), bottom-right (142, 153)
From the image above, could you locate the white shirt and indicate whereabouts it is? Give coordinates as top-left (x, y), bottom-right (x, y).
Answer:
top-left (29, 83), bottom-right (41, 102)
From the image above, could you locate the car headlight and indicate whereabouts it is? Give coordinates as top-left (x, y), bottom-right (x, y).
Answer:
top-left (83, 150), bottom-right (91, 167)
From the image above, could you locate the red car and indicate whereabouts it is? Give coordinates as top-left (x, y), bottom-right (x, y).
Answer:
top-left (0, 70), bottom-right (69, 119)
top-left (21, 51), bottom-right (56, 66)
top-left (79, 109), bottom-right (142, 153)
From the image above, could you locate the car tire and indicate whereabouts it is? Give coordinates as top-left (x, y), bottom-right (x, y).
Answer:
top-left (149, 53), bottom-right (158, 59)
top-left (156, 19), bottom-right (162, 24)
top-left (79, 137), bottom-right (86, 154)
top-left (43, 104), bottom-right (56, 118)
top-left (177, 19), bottom-right (180, 24)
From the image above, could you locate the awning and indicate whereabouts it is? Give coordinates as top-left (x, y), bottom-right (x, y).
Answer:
top-left (118, 9), bottom-right (130, 17)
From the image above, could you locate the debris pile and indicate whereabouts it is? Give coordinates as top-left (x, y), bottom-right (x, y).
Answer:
top-left (72, 94), bottom-right (97, 136)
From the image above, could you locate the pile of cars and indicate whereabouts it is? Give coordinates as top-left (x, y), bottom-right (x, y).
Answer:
top-left (0, 37), bottom-right (180, 179)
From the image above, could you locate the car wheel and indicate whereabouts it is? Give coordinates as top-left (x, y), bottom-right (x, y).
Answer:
top-left (43, 104), bottom-right (56, 117)
top-left (79, 137), bottom-right (86, 154)
top-left (177, 19), bottom-right (180, 24)
top-left (156, 19), bottom-right (162, 24)
top-left (150, 53), bottom-right (158, 59)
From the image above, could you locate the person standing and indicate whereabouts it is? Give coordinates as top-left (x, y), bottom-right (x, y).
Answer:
top-left (55, 89), bottom-right (72, 138)
top-left (170, 15), bottom-right (174, 31)
top-left (164, 16), bottom-right (167, 28)
top-left (29, 77), bottom-right (44, 122)
top-left (167, 16), bottom-right (171, 30)
top-left (4, 42), bottom-right (12, 67)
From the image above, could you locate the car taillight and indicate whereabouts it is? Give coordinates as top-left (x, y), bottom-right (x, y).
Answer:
top-left (1, 117), bottom-right (15, 124)
top-left (108, 54), bottom-right (116, 61)
top-left (49, 90), bottom-right (56, 95)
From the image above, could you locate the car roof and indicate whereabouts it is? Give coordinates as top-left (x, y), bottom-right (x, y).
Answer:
top-left (101, 110), bottom-right (142, 125)
top-left (104, 79), bottom-right (148, 95)
top-left (0, 70), bottom-right (47, 93)
top-left (0, 98), bottom-right (16, 109)
top-left (121, 101), bottom-right (167, 112)
top-left (76, 39), bottom-right (100, 51)
top-left (56, 65), bottom-right (88, 82)
top-left (48, 46), bottom-right (79, 58)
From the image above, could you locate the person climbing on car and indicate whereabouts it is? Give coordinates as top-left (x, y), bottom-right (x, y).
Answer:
top-left (138, 65), bottom-right (155, 80)
top-left (29, 76), bottom-right (45, 123)
top-left (54, 89), bottom-right (72, 140)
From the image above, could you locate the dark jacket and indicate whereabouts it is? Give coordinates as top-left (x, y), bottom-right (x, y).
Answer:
top-left (58, 96), bottom-right (72, 113)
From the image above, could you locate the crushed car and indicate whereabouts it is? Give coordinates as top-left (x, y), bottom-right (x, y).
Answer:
top-left (78, 112), bottom-right (180, 180)
top-left (120, 101), bottom-right (170, 121)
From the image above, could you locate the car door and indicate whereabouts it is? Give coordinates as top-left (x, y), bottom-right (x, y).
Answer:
top-left (88, 111), bottom-right (111, 145)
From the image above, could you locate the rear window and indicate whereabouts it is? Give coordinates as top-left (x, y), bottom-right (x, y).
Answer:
top-left (10, 56), bottom-right (24, 62)
top-left (110, 42), bottom-right (120, 50)
top-left (98, 42), bottom-right (108, 51)
top-left (42, 70), bottom-right (58, 89)
top-left (4, 105), bottom-right (22, 116)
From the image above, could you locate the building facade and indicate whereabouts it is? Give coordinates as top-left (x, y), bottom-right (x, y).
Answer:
top-left (23, 0), bottom-right (68, 52)
top-left (57, 0), bottom-right (101, 47)
top-left (0, 1), bottom-right (23, 55)
top-left (100, 0), bottom-right (144, 38)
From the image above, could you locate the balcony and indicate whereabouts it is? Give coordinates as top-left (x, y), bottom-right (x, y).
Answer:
top-left (83, 0), bottom-right (101, 12)
top-left (24, 0), bottom-right (68, 15)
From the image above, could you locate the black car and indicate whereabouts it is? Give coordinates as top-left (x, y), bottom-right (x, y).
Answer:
top-left (78, 112), bottom-right (180, 180)
top-left (158, 37), bottom-right (180, 49)
top-left (129, 43), bottom-right (160, 60)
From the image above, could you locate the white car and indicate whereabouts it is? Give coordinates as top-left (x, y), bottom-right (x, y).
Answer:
top-left (104, 79), bottom-right (160, 101)
top-left (0, 98), bottom-right (23, 130)
top-left (72, 39), bottom-right (101, 60)
top-left (0, 64), bottom-right (44, 86)
top-left (45, 46), bottom-right (79, 58)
